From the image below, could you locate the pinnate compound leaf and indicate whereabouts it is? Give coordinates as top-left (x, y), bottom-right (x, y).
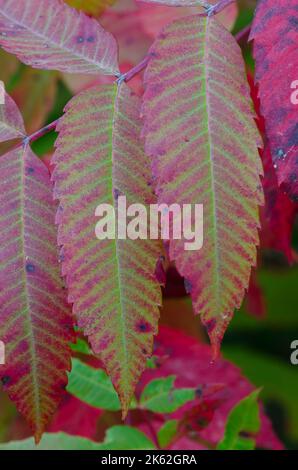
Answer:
top-left (142, 15), bottom-right (263, 353)
top-left (217, 389), bottom-right (261, 450)
top-left (0, 91), bottom-right (25, 141)
top-left (53, 83), bottom-right (162, 416)
top-left (67, 358), bottom-right (121, 411)
top-left (0, 140), bottom-right (73, 442)
top-left (0, 0), bottom-right (119, 75)
top-left (0, 427), bottom-right (156, 450)
top-left (65, 0), bottom-right (116, 16)
top-left (250, 0), bottom-right (298, 201)
top-left (140, 376), bottom-right (196, 413)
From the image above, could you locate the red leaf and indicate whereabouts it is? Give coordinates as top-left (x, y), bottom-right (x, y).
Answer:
top-left (139, 326), bottom-right (283, 450)
top-left (250, 0), bottom-right (298, 201)
top-left (248, 73), bottom-right (296, 263)
top-left (245, 270), bottom-right (266, 318)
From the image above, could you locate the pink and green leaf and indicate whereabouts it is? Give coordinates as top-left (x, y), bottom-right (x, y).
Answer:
top-left (53, 83), bottom-right (162, 416)
top-left (0, 138), bottom-right (73, 442)
top-left (0, 0), bottom-right (119, 75)
top-left (0, 91), bottom-right (26, 141)
top-left (142, 15), bottom-right (263, 353)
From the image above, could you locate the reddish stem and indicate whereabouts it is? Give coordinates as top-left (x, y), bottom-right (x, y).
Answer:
top-left (117, 54), bottom-right (152, 85)
top-left (210, 0), bottom-right (236, 15)
top-left (24, 119), bottom-right (59, 145)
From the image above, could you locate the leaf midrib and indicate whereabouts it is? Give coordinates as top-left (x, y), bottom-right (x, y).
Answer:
top-left (201, 17), bottom-right (220, 313)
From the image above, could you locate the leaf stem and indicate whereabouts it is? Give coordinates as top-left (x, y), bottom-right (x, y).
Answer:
top-left (205, 0), bottom-right (236, 17)
top-left (116, 54), bottom-right (152, 86)
top-left (22, 119), bottom-right (59, 146)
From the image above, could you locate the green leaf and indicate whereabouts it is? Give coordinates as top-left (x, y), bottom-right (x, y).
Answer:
top-left (157, 419), bottom-right (178, 448)
top-left (0, 426), bottom-right (155, 450)
top-left (67, 358), bottom-right (121, 411)
top-left (223, 345), bottom-right (298, 441)
top-left (0, 432), bottom-right (103, 450)
top-left (140, 376), bottom-right (196, 413)
top-left (217, 389), bottom-right (261, 450)
top-left (95, 426), bottom-right (156, 450)
top-left (70, 337), bottom-right (91, 355)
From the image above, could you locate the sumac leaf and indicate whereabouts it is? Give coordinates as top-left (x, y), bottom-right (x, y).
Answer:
top-left (53, 83), bottom-right (162, 416)
top-left (142, 15), bottom-right (263, 354)
top-left (0, 0), bottom-right (119, 75)
top-left (250, 0), bottom-right (298, 201)
top-left (0, 139), bottom-right (73, 441)
top-left (0, 91), bottom-right (25, 141)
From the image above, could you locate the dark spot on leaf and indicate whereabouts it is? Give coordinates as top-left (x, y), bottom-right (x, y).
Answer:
top-left (205, 318), bottom-right (216, 333)
top-left (26, 263), bottom-right (35, 273)
top-left (184, 279), bottom-right (192, 294)
top-left (113, 188), bottom-right (121, 200)
top-left (26, 167), bottom-right (35, 175)
top-left (195, 386), bottom-right (203, 399)
top-left (87, 36), bottom-right (95, 43)
top-left (288, 123), bottom-right (298, 147)
top-left (289, 17), bottom-right (298, 29)
top-left (136, 321), bottom-right (151, 333)
top-left (77, 36), bottom-right (84, 43)
top-left (289, 173), bottom-right (297, 183)
top-left (1, 376), bottom-right (11, 386)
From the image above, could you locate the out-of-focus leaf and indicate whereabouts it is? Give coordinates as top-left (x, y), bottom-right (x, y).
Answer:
top-left (70, 338), bottom-right (91, 355)
top-left (245, 270), bottom-right (266, 318)
top-left (0, 0), bottom-right (119, 75)
top-left (96, 425), bottom-right (156, 450)
top-left (67, 359), bottom-right (121, 411)
top-left (217, 390), bottom-right (261, 450)
top-left (0, 426), bottom-right (156, 450)
top-left (0, 432), bottom-right (107, 450)
top-left (65, 0), bottom-right (116, 16)
top-left (223, 346), bottom-right (298, 441)
top-left (11, 68), bottom-right (58, 134)
top-left (157, 419), bottom-right (178, 448)
top-left (0, 90), bottom-right (25, 141)
top-left (140, 376), bottom-right (196, 413)
top-left (0, 48), bottom-right (18, 84)
top-left (139, 326), bottom-right (283, 450)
